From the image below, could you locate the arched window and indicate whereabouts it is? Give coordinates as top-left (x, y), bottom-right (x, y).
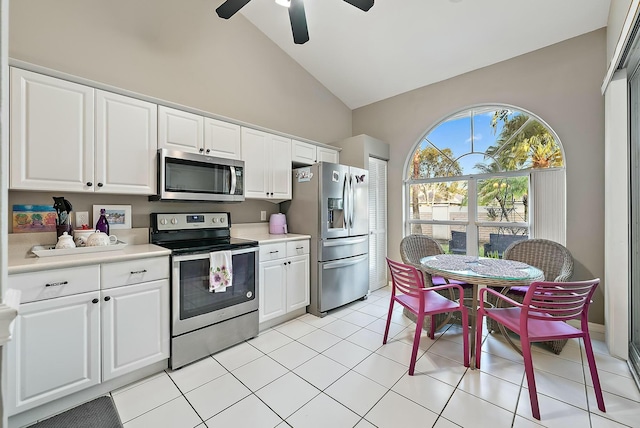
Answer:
top-left (404, 105), bottom-right (565, 257)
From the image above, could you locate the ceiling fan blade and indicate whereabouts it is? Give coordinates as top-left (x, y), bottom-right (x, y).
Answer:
top-left (289, 0), bottom-right (310, 44)
top-left (343, 0), bottom-right (374, 12)
top-left (216, 0), bottom-right (252, 19)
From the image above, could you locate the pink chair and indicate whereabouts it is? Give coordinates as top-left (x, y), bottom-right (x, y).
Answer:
top-left (475, 279), bottom-right (605, 420)
top-left (384, 258), bottom-right (469, 375)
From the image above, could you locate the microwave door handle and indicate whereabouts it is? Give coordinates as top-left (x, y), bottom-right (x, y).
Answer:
top-left (230, 166), bottom-right (237, 195)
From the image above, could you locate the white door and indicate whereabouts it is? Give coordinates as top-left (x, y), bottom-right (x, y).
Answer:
top-left (270, 135), bottom-right (292, 200)
top-left (10, 68), bottom-right (94, 192)
top-left (259, 260), bottom-right (287, 323)
top-left (7, 292), bottom-right (100, 415)
top-left (158, 106), bottom-right (203, 154)
top-left (204, 118), bottom-right (241, 159)
top-left (317, 147), bottom-right (339, 164)
top-left (101, 280), bottom-right (169, 381)
top-left (286, 255), bottom-right (310, 311)
top-left (241, 127), bottom-right (271, 198)
top-left (95, 90), bottom-right (157, 194)
top-left (369, 157), bottom-right (388, 291)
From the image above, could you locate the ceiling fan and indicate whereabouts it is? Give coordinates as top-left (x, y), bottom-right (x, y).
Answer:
top-left (216, 0), bottom-right (374, 45)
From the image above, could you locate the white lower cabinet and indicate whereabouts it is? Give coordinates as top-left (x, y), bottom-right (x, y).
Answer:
top-left (258, 239), bottom-right (310, 323)
top-left (8, 291), bottom-right (101, 415)
top-left (7, 257), bottom-right (169, 417)
top-left (101, 279), bottom-right (169, 382)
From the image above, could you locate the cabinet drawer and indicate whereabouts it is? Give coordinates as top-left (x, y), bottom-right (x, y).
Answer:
top-left (259, 243), bottom-right (287, 261)
top-left (101, 257), bottom-right (169, 289)
top-left (9, 265), bottom-right (100, 304)
top-left (287, 240), bottom-right (309, 256)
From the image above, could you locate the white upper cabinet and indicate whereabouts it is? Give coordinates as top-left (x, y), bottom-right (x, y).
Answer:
top-left (10, 68), bottom-right (158, 194)
top-left (158, 106), bottom-right (203, 153)
top-left (10, 68), bottom-right (95, 192)
top-left (241, 128), bottom-right (291, 201)
top-left (317, 146), bottom-right (339, 164)
top-left (95, 90), bottom-right (157, 195)
top-left (292, 139), bottom-right (339, 165)
top-left (204, 118), bottom-right (241, 160)
top-left (158, 106), bottom-right (241, 160)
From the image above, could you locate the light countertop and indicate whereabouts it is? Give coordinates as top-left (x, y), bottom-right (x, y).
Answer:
top-left (231, 223), bottom-right (310, 244)
top-left (8, 229), bottom-right (170, 274)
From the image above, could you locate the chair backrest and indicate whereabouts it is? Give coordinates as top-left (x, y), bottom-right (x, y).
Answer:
top-left (503, 239), bottom-right (574, 282)
top-left (399, 235), bottom-right (444, 267)
top-left (522, 279), bottom-right (600, 323)
top-left (386, 258), bottom-right (426, 299)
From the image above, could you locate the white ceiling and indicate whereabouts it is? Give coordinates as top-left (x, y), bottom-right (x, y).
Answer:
top-left (239, 0), bottom-right (611, 109)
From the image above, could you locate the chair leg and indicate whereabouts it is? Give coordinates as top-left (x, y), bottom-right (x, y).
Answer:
top-left (521, 340), bottom-right (541, 420)
top-left (583, 333), bottom-right (606, 413)
top-left (475, 310), bottom-right (484, 369)
top-left (383, 299), bottom-right (395, 344)
top-left (429, 315), bottom-right (436, 339)
top-left (409, 313), bottom-right (424, 375)
top-left (460, 307), bottom-right (469, 367)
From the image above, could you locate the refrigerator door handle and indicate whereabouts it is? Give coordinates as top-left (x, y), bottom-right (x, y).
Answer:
top-left (323, 236), bottom-right (368, 247)
top-left (349, 173), bottom-right (355, 229)
top-left (322, 255), bottom-right (368, 270)
top-left (342, 173), bottom-right (349, 230)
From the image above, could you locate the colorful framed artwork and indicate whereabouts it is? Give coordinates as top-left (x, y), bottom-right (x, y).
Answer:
top-left (92, 205), bottom-right (132, 230)
top-left (12, 205), bottom-right (58, 233)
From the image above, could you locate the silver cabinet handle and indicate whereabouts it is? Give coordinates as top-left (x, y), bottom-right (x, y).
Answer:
top-left (130, 269), bottom-right (147, 274)
top-left (45, 281), bottom-right (68, 287)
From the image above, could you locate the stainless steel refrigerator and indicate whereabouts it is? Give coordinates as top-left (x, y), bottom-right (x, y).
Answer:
top-left (283, 162), bottom-right (369, 317)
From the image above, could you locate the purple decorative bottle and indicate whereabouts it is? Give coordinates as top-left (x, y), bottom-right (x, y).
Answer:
top-left (95, 208), bottom-right (110, 235)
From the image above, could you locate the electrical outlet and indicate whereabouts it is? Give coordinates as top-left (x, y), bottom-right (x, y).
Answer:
top-left (260, 211), bottom-right (267, 221)
top-left (75, 211), bottom-right (90, 228)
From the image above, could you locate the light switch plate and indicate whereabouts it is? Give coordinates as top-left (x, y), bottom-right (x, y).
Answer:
top-left (260, 211), bottom-right (267, 221)
top-left (75, 211), bottom-right (89, 228)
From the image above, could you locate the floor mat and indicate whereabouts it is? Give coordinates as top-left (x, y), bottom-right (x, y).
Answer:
top-left (30, 396), bottom-right (123, 428)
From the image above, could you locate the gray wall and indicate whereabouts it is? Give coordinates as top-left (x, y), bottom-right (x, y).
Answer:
top-left (352, 29), bottom-right (607, 323)
top-left (8, 0), bottom-right (351, 144)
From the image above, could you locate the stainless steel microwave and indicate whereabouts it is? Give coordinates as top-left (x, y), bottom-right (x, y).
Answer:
top-left (150, 149), bottom-right (245, 202)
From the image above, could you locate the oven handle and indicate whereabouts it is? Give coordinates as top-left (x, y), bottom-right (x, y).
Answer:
top-left (172, 246), bottom-right (258, 262)
top-left (230, 166), bottom-right (237, 195)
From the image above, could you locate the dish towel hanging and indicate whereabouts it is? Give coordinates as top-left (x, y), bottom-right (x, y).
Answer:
top-left (209, 251), bottom-right (233, 293)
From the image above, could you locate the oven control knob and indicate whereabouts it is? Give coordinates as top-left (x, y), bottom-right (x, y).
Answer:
top-left (160, 218), bottom-right (168, 225)
top-left (220, 217), bottom-right (226, 223)
top-left (171, 218), bottom-right (178, 225)
top-left (212, 218), bottom-right (218, 223)
top-left (246, 291), bottom-right (253, 298)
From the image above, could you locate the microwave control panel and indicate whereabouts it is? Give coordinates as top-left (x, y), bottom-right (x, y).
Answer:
top-left (154, 212), bottom-right (229, 231)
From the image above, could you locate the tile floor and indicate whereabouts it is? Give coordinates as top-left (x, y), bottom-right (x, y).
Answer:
top-left (110, 287), bottom-right (640, 428)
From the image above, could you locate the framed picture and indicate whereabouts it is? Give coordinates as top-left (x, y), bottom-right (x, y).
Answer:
top-left (92, 205), bottom-right (132, 230)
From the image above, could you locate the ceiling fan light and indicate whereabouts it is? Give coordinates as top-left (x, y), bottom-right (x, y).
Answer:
top-left (275, 0), bottom-right (291, 7)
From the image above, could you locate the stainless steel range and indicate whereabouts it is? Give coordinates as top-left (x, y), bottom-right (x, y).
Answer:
top-left (150, 212), bottom-right (259, 369)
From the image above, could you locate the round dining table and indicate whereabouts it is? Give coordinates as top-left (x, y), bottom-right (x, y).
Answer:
top-left (420, 254), bottom-right (544, 369)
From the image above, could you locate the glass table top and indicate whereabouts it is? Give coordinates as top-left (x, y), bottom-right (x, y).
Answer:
top-left (420, 254), bottom-right (544, 281)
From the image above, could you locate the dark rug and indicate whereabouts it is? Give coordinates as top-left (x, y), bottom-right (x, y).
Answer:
top-left (31, 396), bottom-right (123, 428)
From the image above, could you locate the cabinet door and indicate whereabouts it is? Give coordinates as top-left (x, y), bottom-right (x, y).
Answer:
top-left (101, 280), bottom-right (169, 381)
top-left (241, 127), bottom-right (271, 198)
top-left (286, 255), bottom-right (310, 312)
top-left (291, 140), bottom-right (317, 165)
top-left (259, 260), bottom-right (287, 323)
top-left (270, 135), bottom-right (292, 200)
top-left (10, 68), bottom-right (94, 192)
top-left (7, 292), bottom-right (100, 416)
top-left (158, 106), bottom-right (203, 154)
top-left (204, 118), bottom-right (241, 160)
top-left (317, 147), bottom-right (339, 164)
top-left (95, 90), bottom-right (158, 194)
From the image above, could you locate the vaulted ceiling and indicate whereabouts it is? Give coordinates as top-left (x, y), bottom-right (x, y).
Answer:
top-left (235, 0), bottom-right (610, 109)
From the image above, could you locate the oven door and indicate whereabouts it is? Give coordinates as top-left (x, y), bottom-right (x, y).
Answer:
top-left (171, 246), bottom-right (258, 336)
